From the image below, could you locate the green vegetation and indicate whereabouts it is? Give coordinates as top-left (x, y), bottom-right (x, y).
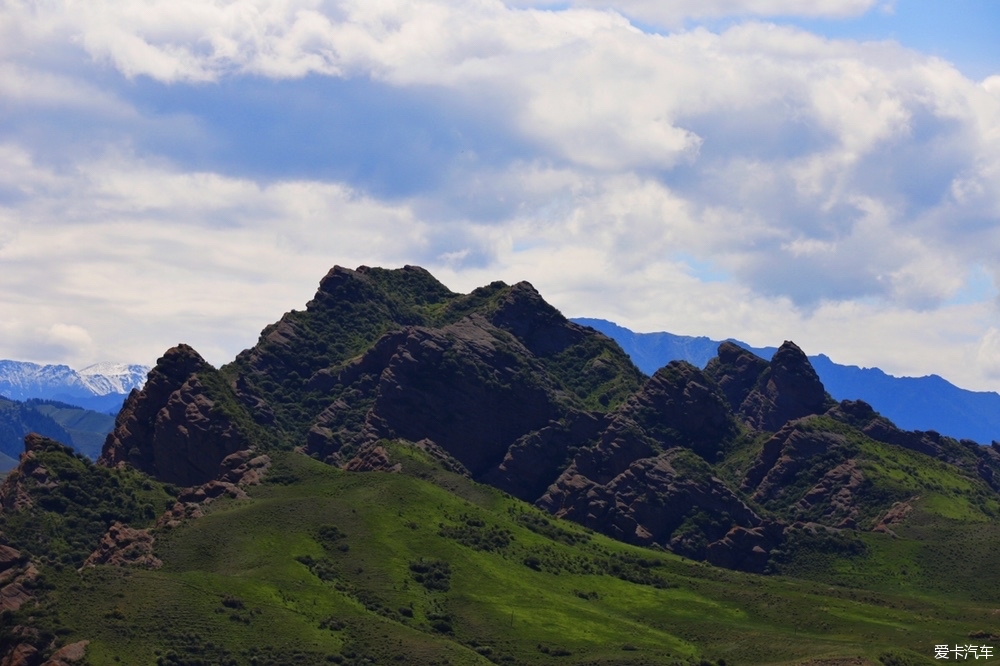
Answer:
top-left (0, 397), bottom-right (114, 463)
top-left (26, 399), bottom-right (115, 459)
top-left (0, 438), bottom-right (171, 569)
top-left (5, 444), bottom-right (999, 665)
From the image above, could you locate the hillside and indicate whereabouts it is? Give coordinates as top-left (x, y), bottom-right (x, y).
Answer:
top-left (3, 265), bottom-right (1000, 665)
top-left (0, 397), bottom-right (115, 469)
top-left (573, 317), bottom-right (1000, 444)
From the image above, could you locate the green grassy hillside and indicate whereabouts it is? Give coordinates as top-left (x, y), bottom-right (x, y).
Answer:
top-left (7, 442), bottom-right (1000, 666)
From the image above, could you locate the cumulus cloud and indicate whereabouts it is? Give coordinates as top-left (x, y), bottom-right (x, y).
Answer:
top-left (0, 144), bottom-right (432, 366)
top-left (510, 0), bottom-right (882, 28)
top-left (2, 0), bottom-right (1000, 393)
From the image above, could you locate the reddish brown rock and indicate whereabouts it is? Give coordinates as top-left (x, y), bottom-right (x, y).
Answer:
top-left (344, 445), bottom-right (402, 473)
top-left (0, 435), bottom-right (70, 513)
top-left (0, 564), bottom-right (37, 613)
top-left (41, 641), bottom-right (89, 666)
top-left (539, 448), bottom-right (769, 559)
top-left (81, 522), bottom-right (161, 570)
top-left (795, 459), bottom-right (865, 527)
top-left (0, 545), bottom-right (22, 572)
top-left (873, 500), bottom-right (915, 537)
top-left (99, 345), bottom-right (251, 486)
top-left (1, 643), bottom-right (38, 666)
top-left (481, 412), bottom-right (601, 502)
top-left (739, 341), bottom-right (830, 432)
top-left (218, 450), bottom-right (271, 487)
top-left (742, 420), bottom-right (847, 502)
top-left (157, 501), bottom-right (204, 529)
top-left (704, 341), bottom-right (770, 413)
top-left (306, 316), bottom-right (565, 476)
top-left (705, 526), bottom-right (775, 572)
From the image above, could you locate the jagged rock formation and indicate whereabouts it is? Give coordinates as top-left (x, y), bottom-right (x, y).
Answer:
top-left (99, 345), bottom-right (255, 486)
top-left (539, 447), bottom-right (779, 571)
top-left (707, 340), bottom-right (831, 431)
top-left (0, 543), bottom-right (37, 613)
top-left (535, 364), bottom-right (777, 571)
top-left (65, 265), bottom-right (1000, 573)
top-left (0, 433), bottom-right (60, 513)
top-left (307, 316), bottom-right (566, 476)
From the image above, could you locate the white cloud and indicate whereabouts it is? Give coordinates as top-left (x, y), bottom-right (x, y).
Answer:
top-left (978, 328), bottom-right (1000, 380)
top-left (509, 0), bottom-right (881, 27)
top-left (2, 0), bottom-right (1000, 395)
top-left (0, 144), bottom-right (430, 367)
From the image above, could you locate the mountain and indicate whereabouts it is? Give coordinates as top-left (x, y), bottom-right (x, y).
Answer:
top-left (0, 360), bottom-right (150, 414)
top-left (573, 317), bottom-right (1000, 444)
top-left (0, 396), bottom-right (116, 469)
top-left (3, 265), bottom-right (1000, 665)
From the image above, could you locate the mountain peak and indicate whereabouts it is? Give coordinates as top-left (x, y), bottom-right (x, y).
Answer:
top-left (704, 340), bottom-right (829, 432)
top-left (740, 340), bottom-right (830, 431)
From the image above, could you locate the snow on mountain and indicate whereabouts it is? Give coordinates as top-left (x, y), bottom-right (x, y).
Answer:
top-left (77, 363), bottom-right (151, 396)
top-left (0, 360), bottom-right (150, 412)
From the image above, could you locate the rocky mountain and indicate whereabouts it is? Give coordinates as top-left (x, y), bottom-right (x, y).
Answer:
top-left (95, 265), bottom-right (1000, 571)
top-left (0, 360), bottom-right (149, 415)
top-left (574, 317), bottom-right (1000, 444)
top-left (3, 265), bottom-right (1000, 664)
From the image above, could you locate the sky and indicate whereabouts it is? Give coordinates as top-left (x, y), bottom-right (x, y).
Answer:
top-left (2, 0), bottom-right (1000, 392)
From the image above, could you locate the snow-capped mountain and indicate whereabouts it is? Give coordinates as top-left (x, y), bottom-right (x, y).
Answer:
top-left (76, 362), bottom-right (151, 396)
top-left (0, 360), bottom-right (150, 414)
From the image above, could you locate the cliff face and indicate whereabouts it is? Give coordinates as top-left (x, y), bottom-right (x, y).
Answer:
top-left (99, 345), bottom-right (253, 487)
top-left (305, 316), bottom-right (566, 477)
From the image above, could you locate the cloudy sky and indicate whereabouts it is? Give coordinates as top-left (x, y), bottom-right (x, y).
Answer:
top-left (2, 0), bottom-right (1000, 392)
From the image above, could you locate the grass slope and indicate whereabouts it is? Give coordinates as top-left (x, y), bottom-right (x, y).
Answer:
top-left (10, 445), bottom-right (1000, 666)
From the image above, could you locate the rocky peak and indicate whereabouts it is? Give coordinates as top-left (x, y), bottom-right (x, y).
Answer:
top-left (99, 346), bottom-right (251, 487)
top-left (613, 361), bottom-right (737, 461)
top-left (489, 281), bottom-right (583, 357)
top-left (704, 341), bottom-right (769, 412)
top-left (315, 264), bottom-right (360, 298)
top-left (738, 341), bottom-right (829, 432)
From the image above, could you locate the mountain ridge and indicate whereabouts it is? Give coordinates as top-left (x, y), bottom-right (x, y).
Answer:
top-left (0, 360), bottom-right (150, 415)
top-left (572, 317), bottom-right (1000, 444)
top-left (4, 265), bottom-right (1000, 664)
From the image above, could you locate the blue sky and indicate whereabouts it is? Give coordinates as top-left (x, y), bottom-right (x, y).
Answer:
top-left (2, 0), bottom-right (1000, 392)
top-left (782, 1), bottom-right (1000, 81)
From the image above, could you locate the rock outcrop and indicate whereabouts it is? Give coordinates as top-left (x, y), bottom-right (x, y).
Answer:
top-left (99, 345), bottom-right (252, 486)
top-left (0, 543), bottom-right (36, 613)
top-left (704, 341), bottom-right (770, 413)
top-left (539, 447), bottom-right (778, 571)
top-left (305, 316), bottom-right (567, 477)
top-left (81, 523), bottom-right (161, 569)
top-left (0, 434), bottom-right (65, 513)
top-left (738, 342), bottom-right (830, 432)
top-left (42, 641), bottom-right (89, 666)
top-left (156, 449), bottom-right (269, 529)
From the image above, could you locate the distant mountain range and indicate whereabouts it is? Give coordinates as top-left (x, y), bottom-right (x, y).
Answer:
top-left (573, 317), bottom-right (1000, 445)
top-left (0, 360), bottom-right (150, 414)
top-left (0, 396), bottom-right (116, 471)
